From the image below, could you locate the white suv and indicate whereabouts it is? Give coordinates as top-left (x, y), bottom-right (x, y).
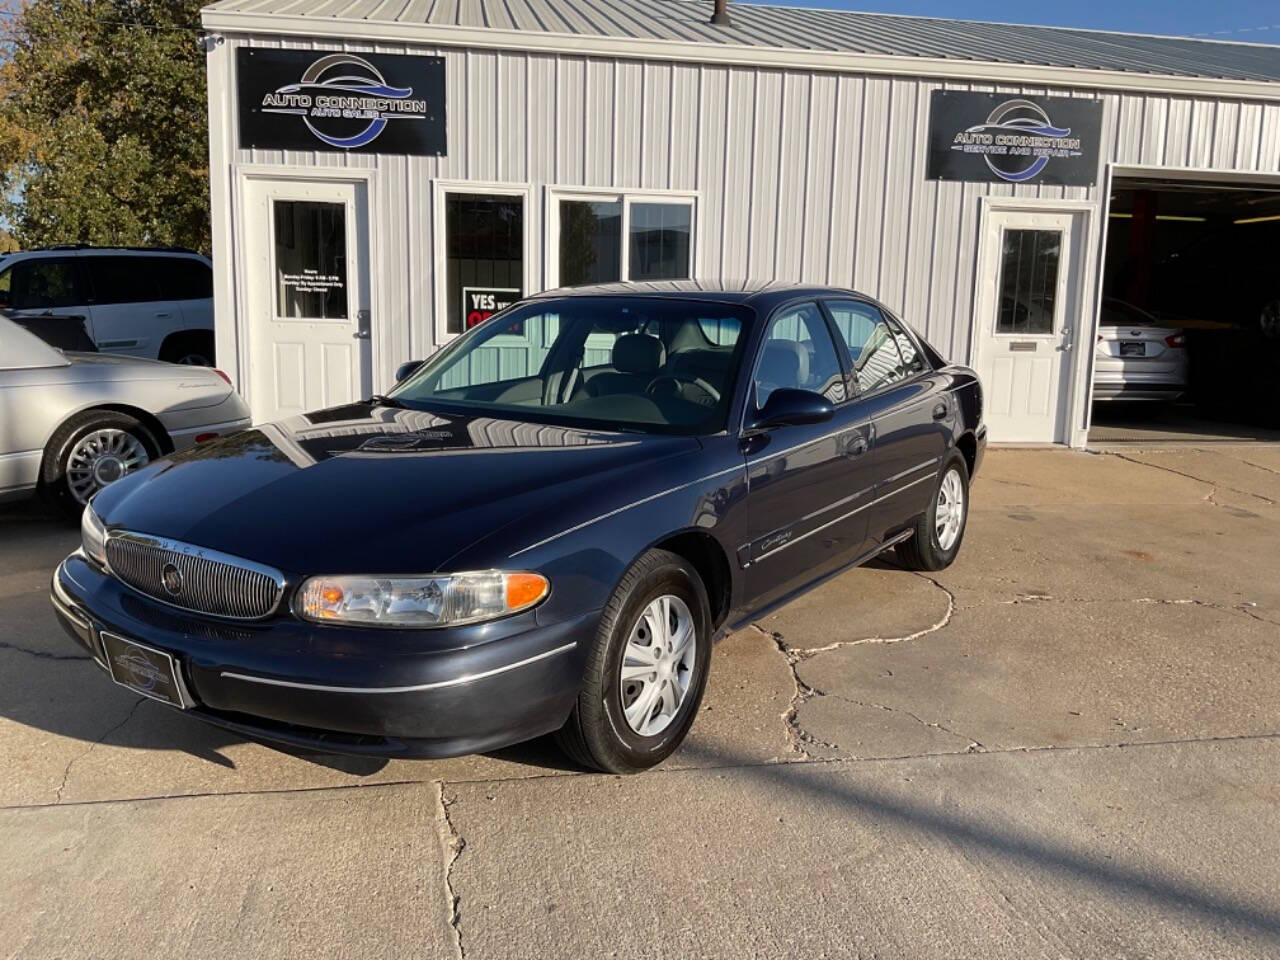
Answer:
top-left (0, 246), bottom-right (215, 365)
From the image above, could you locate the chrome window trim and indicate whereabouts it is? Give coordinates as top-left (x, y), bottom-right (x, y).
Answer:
top-left (105, 531), bottom-right (287, 621)
top-left (220, 641), bottom-right (578, 694)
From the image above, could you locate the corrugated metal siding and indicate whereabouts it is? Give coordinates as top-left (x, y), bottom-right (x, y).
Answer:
top-left (212, 33), bottom-right (1280, 393)
top-left (205, 0), bottom-right (1280, 82)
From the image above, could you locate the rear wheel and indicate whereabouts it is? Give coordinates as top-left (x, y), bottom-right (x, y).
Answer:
top-left (159, 331), bottom-right (215, 366)
top-left (895, 455), bottom-right (969, 572)
top-left (40, 411), bottom-right (160, 519)
top-left (555, 549), bottom-right (712, 773)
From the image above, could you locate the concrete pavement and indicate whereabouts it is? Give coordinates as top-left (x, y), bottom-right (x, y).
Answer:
top-left (2, 447), bottom-right (1278, 958)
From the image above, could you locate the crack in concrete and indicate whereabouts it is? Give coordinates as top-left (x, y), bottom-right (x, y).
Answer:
top-left (1001, 594), bottom-right (1280, 626)
top-left (759, 572), bottom-right (959, 759)
top-left (1107, 452), bottom-right (1276, 507)
top-left (54, 697), bottom-right (144, 803)
top-left (0, 639), bottom-right (91, 662)
top-left (829, 695), bottom-right (985, 753)
top-left (435, 780), bottom-right (466, 960)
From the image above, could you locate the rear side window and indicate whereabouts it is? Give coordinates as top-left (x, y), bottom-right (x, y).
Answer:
top-left (157, 257), bottom-right (213, 300)
top-left (84, 256), bottom-right (161, 304)
top-left (885, 316), bottom-right (927, 377)
top-left (7, 259), bottom-right (83, 310)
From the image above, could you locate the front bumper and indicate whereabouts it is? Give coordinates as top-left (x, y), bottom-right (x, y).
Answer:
top-left (51, 553), bottom-right (594, 758)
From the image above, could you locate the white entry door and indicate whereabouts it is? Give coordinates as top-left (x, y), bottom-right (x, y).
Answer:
top-left (972, 207), bottom-right (1086, 444)
top-left (243, 178), bottom-right (372, 423)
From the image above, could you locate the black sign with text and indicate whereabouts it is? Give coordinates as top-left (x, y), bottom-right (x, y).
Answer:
top-left (463, 287), bottom-right (521, 330)
top-left (927, 91), bottom-right (1102, 187)
top-left (238, 49), bottom-right (446, 156)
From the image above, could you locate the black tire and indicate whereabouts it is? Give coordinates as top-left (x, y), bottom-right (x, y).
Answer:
top-left (555, 549), bottom-right (713, 773)
top-left (895, 454), bottom-right (970, 572)
top-left (159, 331), bottom-right (215, 366)
top-left (39, 410), bottom-right (161, 520)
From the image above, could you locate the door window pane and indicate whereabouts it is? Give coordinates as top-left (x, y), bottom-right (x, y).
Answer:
top-left (446, 193), bottom-right (524, 335)
top-left (10, 260), bottom-right (81, 310)
top-left (273, 200), bottom-right (348, 320)
top-left (559, 200), bottom-right (621, 286)
top-left (629, 202), bottom-right (691, 281)
top-left (157, 257), bottom-right (213, 300)
top-left (756, 303), bottom-right (846, 408)
top-left (884, 317), bottom-right (926, 376)
top-left (997, 229), bottom-right (1060, 335)
top-left (827, 300), bottom-right (906, 395)
top-left (86, 256), bottom-right (160, 305)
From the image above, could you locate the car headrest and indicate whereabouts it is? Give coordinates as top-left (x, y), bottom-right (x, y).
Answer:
top-left (758, 340), bottom-right (802, 388)
top-left (613, 334), bottom-right (665, 375)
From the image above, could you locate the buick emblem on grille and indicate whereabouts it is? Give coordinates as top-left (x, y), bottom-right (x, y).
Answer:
top-left (161, 562), bottom-right (184, 596)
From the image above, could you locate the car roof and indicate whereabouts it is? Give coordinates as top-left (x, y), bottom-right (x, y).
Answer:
top-left (1, 246), bottom-right (206, 259)
top-left (527, 279), bottom-right (870, 308)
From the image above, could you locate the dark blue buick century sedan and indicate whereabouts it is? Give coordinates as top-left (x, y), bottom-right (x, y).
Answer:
top-left (52, 282), bottom-right (985, 772)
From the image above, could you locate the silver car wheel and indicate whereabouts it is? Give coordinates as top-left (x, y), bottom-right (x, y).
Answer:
top-left (66, 429), bottom-right (150, 505)
top-left (935, 467), bottom-right (965, 552)
top-left (177, 353), bottom-right (212, 366)
top-left (619, 594), bottom-right (697, 737)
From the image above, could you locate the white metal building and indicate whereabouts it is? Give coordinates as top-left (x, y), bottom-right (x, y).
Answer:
top-left (199, 0), bottom-right (1280, 446)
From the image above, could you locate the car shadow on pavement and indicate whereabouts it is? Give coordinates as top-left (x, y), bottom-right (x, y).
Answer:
top-left (673, 739), bottom-right (1280, 947)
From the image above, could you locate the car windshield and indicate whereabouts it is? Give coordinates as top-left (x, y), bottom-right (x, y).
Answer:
top-left (390, 296), bottom-right (753, 435)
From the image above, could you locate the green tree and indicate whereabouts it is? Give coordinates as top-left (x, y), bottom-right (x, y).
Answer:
top-left (0, 0), bottom-right (209, 252)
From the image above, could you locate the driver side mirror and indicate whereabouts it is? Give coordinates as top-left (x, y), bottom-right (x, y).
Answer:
top-left (748, 388), bottom-right (835, 433)
top-left (394, 360), bottom-right (424, 383)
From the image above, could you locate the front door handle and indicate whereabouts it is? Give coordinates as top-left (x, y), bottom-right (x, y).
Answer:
top-left (841, 433), bottom-right (869, 458)
top-left (931, 402), bottom-right (948, 421)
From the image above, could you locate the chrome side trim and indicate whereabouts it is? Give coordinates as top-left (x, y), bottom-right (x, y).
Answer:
top-left (754, 473), bottom-right (935, 563)
top-left (882, 456), bottom-right (940, 485)
top-left (509, 464), bottom-right (744, 558)
top-left (219, 641), bottom-right (579, 694)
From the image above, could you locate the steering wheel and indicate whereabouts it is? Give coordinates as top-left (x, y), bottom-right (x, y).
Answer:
top-left (645, 375), bottom-right (721, 405)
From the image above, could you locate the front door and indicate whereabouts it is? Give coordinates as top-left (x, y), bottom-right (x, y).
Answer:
top-left (972, 207), bottom-right (1086, 443)
top-left (243, 178), bottom-right (372, 423)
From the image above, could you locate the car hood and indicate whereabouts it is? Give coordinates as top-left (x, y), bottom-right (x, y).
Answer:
top-left (93, 402), bottom-right (701, 574)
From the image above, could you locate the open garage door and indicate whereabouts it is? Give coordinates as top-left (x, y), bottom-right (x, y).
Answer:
top-left (1089, 175), bottom-right (1280, 445)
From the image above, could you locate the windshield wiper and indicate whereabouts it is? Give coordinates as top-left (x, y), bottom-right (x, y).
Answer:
top-left (368, 394), bottom-right (407, 408)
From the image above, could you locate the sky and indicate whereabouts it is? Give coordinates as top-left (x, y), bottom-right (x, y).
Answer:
top-left (736, 0), bottom-right (1280, 41)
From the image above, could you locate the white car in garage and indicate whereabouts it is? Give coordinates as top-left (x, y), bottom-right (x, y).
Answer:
top-left (1093, 298), bottom-right (1189, 402)
top-left (0, 316), bottom-right (249, 516)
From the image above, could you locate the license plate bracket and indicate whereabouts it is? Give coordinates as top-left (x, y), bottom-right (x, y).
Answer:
top-left (1119, 341), bottom-right (1145, 357)
top-left (100, 632), bottom-right (189, 708)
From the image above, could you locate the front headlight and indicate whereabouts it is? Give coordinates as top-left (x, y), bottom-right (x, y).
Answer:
top-left (80, 504), bottom-right (108, 569)
top-left (296, 571), bottom-right (549, 627)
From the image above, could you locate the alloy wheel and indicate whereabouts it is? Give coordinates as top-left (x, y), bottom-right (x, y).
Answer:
top-left (935, 467), bottom-right (965, 552)
top-left (66, 429), bottom-right (150, 505)
top-left (619, 595), bottom-right (697, 737)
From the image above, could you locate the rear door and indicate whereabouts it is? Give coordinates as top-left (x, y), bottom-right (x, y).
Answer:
top-left (157, 256), bottom-right (214, 335)
top-left (825, 300), bottom-right (949, 546)
top-left (743, 301), bottom-right (875, 609)
top-left (81, 254), bottom-right (174, 358)
top-left (0, 257), bottom-right (93, 340)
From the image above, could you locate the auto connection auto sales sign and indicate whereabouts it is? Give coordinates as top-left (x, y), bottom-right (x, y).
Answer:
top-left (926, 91), bottom-right (1102, 186)
top-left (237, 49), bottom-right (446, 156)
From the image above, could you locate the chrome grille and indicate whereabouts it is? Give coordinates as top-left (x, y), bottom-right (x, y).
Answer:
top-left (105, 532), bottom-right (285, 620)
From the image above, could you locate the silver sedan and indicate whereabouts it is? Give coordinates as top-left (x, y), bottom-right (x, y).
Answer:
top-left (0, 316), bottom-right (250, 515)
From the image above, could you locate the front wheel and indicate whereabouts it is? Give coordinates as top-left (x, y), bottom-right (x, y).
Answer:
top-left (555, 549), bottom-right (712, 773)
top-left (895, 455), bottom-right (970, 571)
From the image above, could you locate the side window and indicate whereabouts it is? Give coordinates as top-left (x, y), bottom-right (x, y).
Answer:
top-left (10, 260), bottom-right (83, 310)
top-left (885, 317), bottom-right (927, 377)
top-left (755, 302), bottom-right (846, 409)
top-left (826, 300), bottom-right (905, 395)
top-left (84, 256), bottom-right (160, 305)
top-left (0, 267), bottom-right (11, 308)
top-left (157, 257), bottom-right (213, 300)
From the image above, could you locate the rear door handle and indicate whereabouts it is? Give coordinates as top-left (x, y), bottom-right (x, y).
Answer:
top-left (841, 433), bottom-right (869, 458)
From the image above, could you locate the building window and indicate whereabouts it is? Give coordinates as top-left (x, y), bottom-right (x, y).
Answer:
top-left (273, 200), bottom-right (348, 320)
top-left (445, 193), bottom-right (524, 335)
top-left (629, 202), bottom-right (692, 281)
top-left (554, 193), bottom-right (694, 287)
top-left (997, 229), bottom-right (1060, 335)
